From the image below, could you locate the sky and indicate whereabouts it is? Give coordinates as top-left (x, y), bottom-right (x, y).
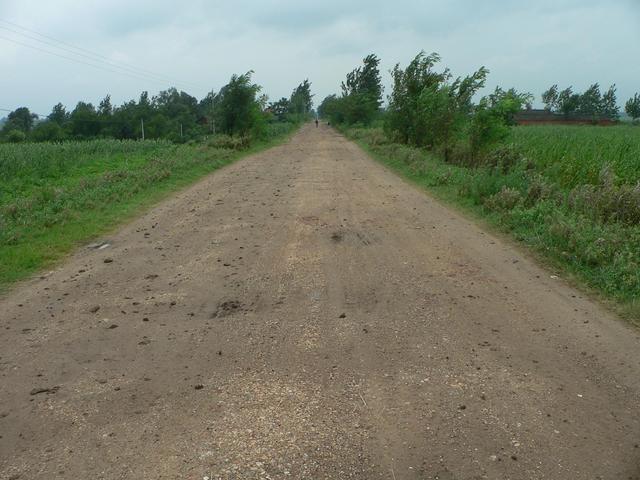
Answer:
top-left (0, 0), bottom-right (639, 116)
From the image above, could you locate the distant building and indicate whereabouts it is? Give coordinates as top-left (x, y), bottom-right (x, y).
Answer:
top-left (515, 109), bottom-right (616, 126)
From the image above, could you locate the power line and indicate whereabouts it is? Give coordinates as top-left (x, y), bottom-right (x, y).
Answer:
top-left (0, 25), bottom-right (202, 90)
top-left (1, 106), bottom-right (47, 117)
top-left (0, 34), bottom-right (195, 88)
top-left (0, 20), bottom-right (209, 92)
top-left (0, 19), bottom-right (203, 90)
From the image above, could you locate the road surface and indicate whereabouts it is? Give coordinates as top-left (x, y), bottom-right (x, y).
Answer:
top-left (1, 125), bottom-right (639, 479)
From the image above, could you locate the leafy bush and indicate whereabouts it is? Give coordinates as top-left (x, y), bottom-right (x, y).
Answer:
top-left (30, 121), bottom-right (66, 142)
top-left (568, 168), bottom-right (640, 225)
top-left (469, 89), bottom-right (530, 159)
top-left (4, 129), bottom-right (26, 143)
top-left (484, 186), bottom-right (523, 211)
top-left (207, 134), bottom-right (251, 151)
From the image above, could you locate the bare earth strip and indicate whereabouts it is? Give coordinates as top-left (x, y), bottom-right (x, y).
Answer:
top-left (1, 125), bottom-right (639, 479)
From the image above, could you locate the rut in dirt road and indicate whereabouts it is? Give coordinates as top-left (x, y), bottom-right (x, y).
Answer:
top-left (1, 124), bottom-right (639, 479)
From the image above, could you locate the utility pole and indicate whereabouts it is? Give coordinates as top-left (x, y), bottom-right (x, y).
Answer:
top-left (141, 118), bottom-right (145, 141)
top-left (180, 123), bottom-right (183, 139)
top-left (210, 89), bottom-right (215, 134)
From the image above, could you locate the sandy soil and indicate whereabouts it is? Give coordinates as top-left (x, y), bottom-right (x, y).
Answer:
top-left (1, 124), bottom-right (639, 479)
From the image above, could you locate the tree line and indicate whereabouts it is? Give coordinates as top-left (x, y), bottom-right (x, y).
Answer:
top-left (319, 52), bottom-right (639, 164)
top-left (541, 84), bottom-right (640, 121)
top-left (1, 74), bottom-right (314, 143)
top-left (320, 51), bottom-right (532, 162)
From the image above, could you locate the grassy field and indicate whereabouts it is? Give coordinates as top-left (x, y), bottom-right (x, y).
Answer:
top-left (0, 123), bottom-right (298, 289)
top-left (345, 124), bottom-right (640, 321)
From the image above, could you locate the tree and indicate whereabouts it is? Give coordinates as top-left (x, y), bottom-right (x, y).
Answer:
top-left (338, 53), bottom-right (384, 125)
top-left (626, 93), bottom-right (640, 122)
top-left (48, 103), bottom-right (69, 125)
top-left (289, 79), bottom-right (313, 117)
top-left (2, 107), bottom-right (37, 133)
top-left (416, 67), bottom-right (488, 159)
top-left (318, 94), bottom-right (343, 123)
top-left (486, 87), bottom-right (534, 125)
top-left (557, 87), bottom-right (581, 118)
top-left (578, 83), bottom-right (602, 120)
top-left (31, 121), bottom-right (65, 142)
top-left (268, 97), bottom-right (291, 122)
top-left (542, 85), bottom-right (559, 111)
top-left (469, 92), bottom-right (527, 158)
top-left (4, 129), bottom-right (26, 143)
top-left (543, 84), bottom-right (619, 120)
top-left (151, 88), bottom-right (201, 141)
top-left (385, 51), bottom-right (449, 145)
top-left (110, 100), bottom-right (139, 139)
top-left (98, 95), bottom-right (113, 117)
top-left (69, 102), bottom-right (100, 139)
top-left (213, 71), bottom-right (266, 137)
top-left (600, 85), bottom-right (619, 120)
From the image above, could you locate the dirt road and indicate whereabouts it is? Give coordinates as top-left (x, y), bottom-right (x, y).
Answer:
top-left (1, 124), bottom-right (639, 479)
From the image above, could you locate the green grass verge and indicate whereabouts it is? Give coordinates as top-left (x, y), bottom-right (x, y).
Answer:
top-left (0, 124), bottom-right (299, 290)
top-left (342, 125), bottom-right (640, 324)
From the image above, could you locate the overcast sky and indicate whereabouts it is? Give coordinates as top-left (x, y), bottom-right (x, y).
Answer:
top-left (1, 0), bottom-right (638, 116)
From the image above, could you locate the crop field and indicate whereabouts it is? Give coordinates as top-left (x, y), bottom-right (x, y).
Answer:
top-left (509, 125), bottom-right (640, 188)
top-left (346, 124), bottom-right (640, 318)
top-left (0, 125), bottom-right (296, 288)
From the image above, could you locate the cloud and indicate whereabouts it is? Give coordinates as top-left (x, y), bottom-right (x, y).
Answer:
top-left (0, 0), bottom-right (638, 114)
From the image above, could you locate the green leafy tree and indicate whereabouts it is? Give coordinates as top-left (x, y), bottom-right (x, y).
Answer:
top-left (213, 71), bottom-right (266, 137)
top-left (198, 91), bottom-right (217, 132)
top-left (318, 94), bottom-right (343, 123)
top-left (151, 88), bottom-right (200, 141)
top-left (138, 91), bottom-right (152, 117)
top-left (486, 87), bottom-right (534, 125)
top-left (339, 54), bottom-right (384, 125)
top-left (31, 121), bottom-right (65, 142)
top-left (4, 129), bottom-right (26, 143)
top-left (289, 79), bottom-right (314, 117)
top-left (98, 95), bottom-right (113, 117)
top-left (542, 85), bottom-right (559, 111)
top-left (2, 107), bottom-right (37, 133)
top-left (69, 102), bottom-right (100, 139)
top-left (557, 87), bottom-right (581, 118)
top-left (268, 97), bottom-right (291, 122)
top-left (600, 85), bottom-right (619, 120)
top-left (48, 103), bottom-right (69, 125)
top-left (578, 83), bottom-right (602, 120)
top-left (626, 93), bottom-right (640, 122)
top-left (385, 51), bottom-right (449, 145)
top-left (110, 100), bottom-right (139, 139)
top-left (468, 88), bottom-right (529, 159)
top-left (416, 67), bottom-right (488, 159)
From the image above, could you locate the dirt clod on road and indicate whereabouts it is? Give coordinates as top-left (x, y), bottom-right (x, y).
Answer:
top-left (1, 125), bottom-right (640, 479)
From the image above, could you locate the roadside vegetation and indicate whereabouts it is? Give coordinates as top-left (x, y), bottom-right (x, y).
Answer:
top-left (321, 51), bottom-right (640, 320)
top-left (0, 72), bottom-right (313, 143)
top-left (0, 72), bottom-right (313, 288)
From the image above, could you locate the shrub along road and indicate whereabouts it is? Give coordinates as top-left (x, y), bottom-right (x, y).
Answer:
top-left (1, 124), bottom-right (639, 479)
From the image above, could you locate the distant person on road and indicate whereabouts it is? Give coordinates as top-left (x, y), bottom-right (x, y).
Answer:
top-left (315, 118), bottom-right (319, 128)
